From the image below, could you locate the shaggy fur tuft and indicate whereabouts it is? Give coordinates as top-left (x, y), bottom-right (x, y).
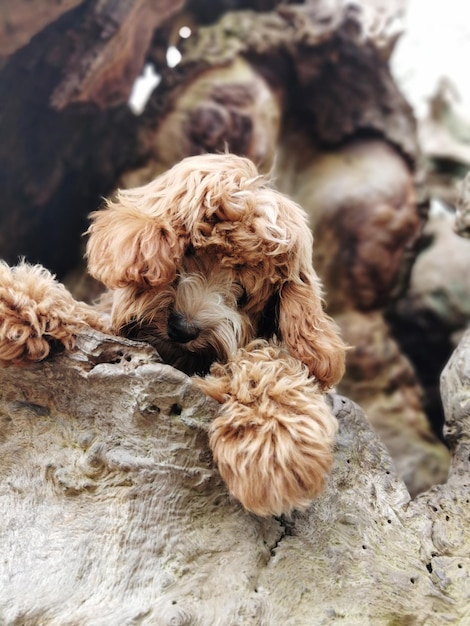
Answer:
top-left (0, 262), bottom-right (108, 365)
top-left (196, 341), bottom-right (338, 516)
top-left (0, 153), bottom-right (346, 515)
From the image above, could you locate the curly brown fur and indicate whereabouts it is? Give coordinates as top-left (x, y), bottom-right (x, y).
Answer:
top-left (0, 153), bottom-right (346, 515)
top-left (195, 341), bottom-right (338, 516)
top-left (0, 262), bottom-right (109, 365)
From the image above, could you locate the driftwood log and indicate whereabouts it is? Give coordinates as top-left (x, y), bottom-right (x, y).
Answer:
top-left (0, 328), bottom-right (469, 625)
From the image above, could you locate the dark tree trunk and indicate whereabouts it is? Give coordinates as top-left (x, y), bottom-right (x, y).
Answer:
top-left (0, 0), bottom-right (182, 276)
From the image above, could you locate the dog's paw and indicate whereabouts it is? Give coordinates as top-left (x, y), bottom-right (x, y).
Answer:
top-left (0, 262), bottom-right (82, 365)
top-left (196, 340), bottom-right (338, 516)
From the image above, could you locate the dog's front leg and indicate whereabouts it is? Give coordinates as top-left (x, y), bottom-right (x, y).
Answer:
top-left (0, 262), bottom-right (109, 366)
top-left (194, 340), bottom-right (338, 517)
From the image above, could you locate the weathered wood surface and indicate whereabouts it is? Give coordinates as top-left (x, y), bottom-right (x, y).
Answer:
top-left (0, 329), bottom-right (468, 625)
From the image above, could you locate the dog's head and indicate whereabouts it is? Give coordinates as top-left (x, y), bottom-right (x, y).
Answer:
top-left (86, 153), bottom-right (345, 385)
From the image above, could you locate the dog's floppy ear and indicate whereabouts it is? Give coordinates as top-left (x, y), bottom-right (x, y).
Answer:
top-left (269, 195), bottom-right (346, 390)
top-left (86, 193), bottom-right (188, 290)
top-left (278, 274), bottom-right (346, 390)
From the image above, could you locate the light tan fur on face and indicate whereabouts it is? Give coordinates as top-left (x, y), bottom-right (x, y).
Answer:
top-left (111, 265), bottom-right (254, 375)
top-left (0, 153), bottom-right (346, 516)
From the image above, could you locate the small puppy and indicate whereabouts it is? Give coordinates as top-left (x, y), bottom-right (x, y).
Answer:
top-left (0, 153), bottom-right (346, 516)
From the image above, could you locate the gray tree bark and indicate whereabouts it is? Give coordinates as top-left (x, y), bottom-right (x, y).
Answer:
top-left (0, 328), bottom-right (468, 625)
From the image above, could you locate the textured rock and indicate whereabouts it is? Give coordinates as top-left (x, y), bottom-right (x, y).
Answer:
top-left (0, 329), bottom-right (469, 624)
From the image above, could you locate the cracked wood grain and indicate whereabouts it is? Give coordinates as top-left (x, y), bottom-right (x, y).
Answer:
top-left (0, 329), bottom-right (469, 624)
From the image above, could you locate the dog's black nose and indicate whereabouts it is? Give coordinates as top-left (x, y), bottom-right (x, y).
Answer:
top-left (167, 311), bottom-right (200, 343)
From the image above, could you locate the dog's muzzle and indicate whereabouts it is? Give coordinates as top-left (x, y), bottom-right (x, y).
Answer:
top-left (167, 310), bottom-right (200, 343)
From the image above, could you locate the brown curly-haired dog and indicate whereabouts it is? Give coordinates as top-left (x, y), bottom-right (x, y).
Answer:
top-left (0, 153), bottom-right (346, 516)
